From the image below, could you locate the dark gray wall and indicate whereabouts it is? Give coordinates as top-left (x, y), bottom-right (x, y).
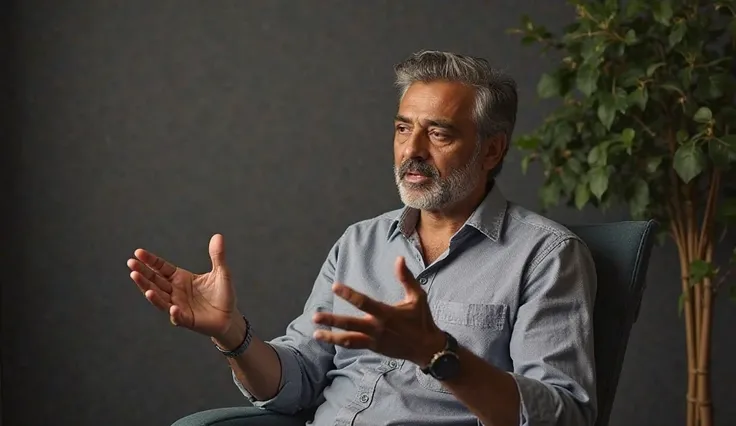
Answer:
top-left (3, 1), bottom-right (735, 425)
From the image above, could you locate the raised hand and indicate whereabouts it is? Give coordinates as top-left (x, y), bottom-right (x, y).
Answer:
top-left (312, 256), bottom-right (446, 367)
top-left (127, 234), bottom-right (237, 339)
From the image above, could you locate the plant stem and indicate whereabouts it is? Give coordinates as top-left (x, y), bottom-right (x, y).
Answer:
top-left (695, 171), bottom-right (719, 426)
top-left (686, 185), bottom-right (702, 359)
top-left (666, 128), bottom-right (698, 426)
top-left (675, 226), bottom-right (697, 426)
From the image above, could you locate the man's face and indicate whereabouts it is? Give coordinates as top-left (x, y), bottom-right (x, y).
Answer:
top-left (393, 81), bottom-right (497, 211)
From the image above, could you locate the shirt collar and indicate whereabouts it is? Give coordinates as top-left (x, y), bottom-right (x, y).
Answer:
top-left (387, 183), bottom-right (508, 242)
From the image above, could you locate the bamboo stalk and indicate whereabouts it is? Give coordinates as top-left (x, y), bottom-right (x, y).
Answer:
top-left (695, 172), bottom-right (719, 426)
top-left (674, 226), bottom-right (697, 426)
top-left (696, 249), bottom-right (714, 426)
top-left (685, 186), bottom-right (702, 357)
top-left (665, 127), bottom-right (698, 426)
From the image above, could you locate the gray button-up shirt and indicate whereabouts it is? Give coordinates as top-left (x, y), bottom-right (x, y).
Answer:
top-left (235, 187), bottom-right (597, 426)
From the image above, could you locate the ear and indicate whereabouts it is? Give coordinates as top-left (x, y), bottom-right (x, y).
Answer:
top-left (481, 133), bottom-right (507, 173)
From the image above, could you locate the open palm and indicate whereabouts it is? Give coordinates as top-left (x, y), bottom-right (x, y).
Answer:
top-left (127, 234), bottom-right (236, 337)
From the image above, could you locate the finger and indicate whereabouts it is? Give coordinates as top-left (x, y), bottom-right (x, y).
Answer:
top-left (312, 312), bottom-right (378, 335)
top-left (127, 258), bottom-right (173, 293)
top-left (144, 289), bottom-right (172, 312)
top-left (169, 305), bottom-right (192, 328)
top-left (130, 270), bottom-right (172, 305)
top-left (394, 256), bottom-right (423, 299)
top-left (313, 330), bottom-right (373, 349)
top-left (209, 234), bottom-right (229, 274)
top-left (332, 283), bottom-right (389, 317)
top-left (133, 248), bottom-right (178, 279)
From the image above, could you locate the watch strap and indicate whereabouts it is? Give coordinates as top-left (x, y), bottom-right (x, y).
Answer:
top-left (214, 316), bottom-right (252, 358)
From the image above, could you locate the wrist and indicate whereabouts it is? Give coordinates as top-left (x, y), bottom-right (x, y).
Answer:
top-left (212, 313), bottom-right (247, 351)
top-left (415, 328), bottom-right (447, 367)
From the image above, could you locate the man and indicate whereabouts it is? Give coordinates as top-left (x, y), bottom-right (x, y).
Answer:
top-left (127, 50), bottom-right (597, 426)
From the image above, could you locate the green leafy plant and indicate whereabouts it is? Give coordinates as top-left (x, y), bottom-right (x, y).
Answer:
top-left (509, 1), bottom-right (736, 425)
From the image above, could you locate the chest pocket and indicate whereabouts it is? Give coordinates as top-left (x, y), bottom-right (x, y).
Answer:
top-left (416, 300), bottom-right (509, 393)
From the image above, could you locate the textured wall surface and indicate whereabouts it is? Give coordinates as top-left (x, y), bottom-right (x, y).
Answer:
top-left (3, 1), bottom-right (735, 425)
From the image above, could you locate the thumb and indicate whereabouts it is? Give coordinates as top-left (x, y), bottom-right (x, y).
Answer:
top-left (209, 233), bottom-right (228, 272)
top-left (394, 256), bottom-right (422, 298)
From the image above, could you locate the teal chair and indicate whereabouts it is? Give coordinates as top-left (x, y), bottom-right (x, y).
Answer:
top-left (172, 220), bottom-right (658, 426)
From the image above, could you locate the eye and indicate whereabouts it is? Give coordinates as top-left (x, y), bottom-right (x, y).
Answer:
top-left (395, 124), bottom-right (411, 134)
top-left (430, 131), bottom-right (450, 142)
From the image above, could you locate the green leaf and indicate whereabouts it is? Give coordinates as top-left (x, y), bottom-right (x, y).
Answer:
top-left (729, 286), bottom-right (736, 303)
top-left (694, 107), bottom-right (713, 123)
top-left (707, 74), bottom-right (729, 99)
top-left (622, 128), bottom-right (636, 146)
top-left (597, 93), bottom-right (617, 129)
top-left (628, 87), bottom-right (649, 110)
top-left (521, 14), bottom-right (534, 31)
top-left (581, 37), bottom-right (608, 64)
top-left (669, 21), bottom-right (687, 47)
top-left (624, 29), bottom-right (638, 45)
top-left (646, 156), bottom-right (663, 173)
top-left (560, 169), bottom-right (577, 193)
top-left (516, 135), bottom-right (539, 150)
top-left (620, 68), bottom-right (645, 88)
top-left (630, 178), bottom-right (650, 218)
top-left (626, 0), bottom-right (645, 17)
top-left (673, 142), bottom-right (706, 183)
top-left (689, 260), bottom-right (716, 284)
top-left (589, 167), bottom-right (610, 199)
top-left (588, 144), bottom-right (608, 166)
top-left (551, 122), bottom-right (575, 148)
top-left (567, 157), bottom-right (583, 174)
top-left (537, 73), bottom-right (561, 98)
top-left (647, 62), bottom-right (665, 77)
top-left (709, 139), bottom-right (733, 169)
top-left (576, 65), bottom-right (600, 96)
top-left (652, 0), bottom-right (673, 26)
top-left (540, 180), bottom-right (561, 209)
top-left (521, 155), bottom-right (531, 174)
top-left (575, 183), bottom-right (590, 210)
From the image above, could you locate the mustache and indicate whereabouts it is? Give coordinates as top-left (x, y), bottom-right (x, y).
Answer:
top-left (398, 159), bottom-right (439, 179)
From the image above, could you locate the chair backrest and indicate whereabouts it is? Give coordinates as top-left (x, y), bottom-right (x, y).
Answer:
top-left (568, 220), bottom-right (657, 426)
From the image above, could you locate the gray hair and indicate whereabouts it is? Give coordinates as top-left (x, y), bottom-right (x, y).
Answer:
top-left (393, 50), bottom-right (518, 179)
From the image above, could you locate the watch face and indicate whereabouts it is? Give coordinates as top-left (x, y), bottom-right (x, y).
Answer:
top-left (432, 352), bottom-right (460, 381)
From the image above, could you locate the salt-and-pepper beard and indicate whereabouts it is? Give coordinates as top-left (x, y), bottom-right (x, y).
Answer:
top-left (394, 141), bottom-right (483, 211)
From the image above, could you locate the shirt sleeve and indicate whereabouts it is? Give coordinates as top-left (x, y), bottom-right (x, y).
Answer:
top-left (507, 236), bottom-right (598, 426)
top-left (233, 238), bottom-right (340, 414)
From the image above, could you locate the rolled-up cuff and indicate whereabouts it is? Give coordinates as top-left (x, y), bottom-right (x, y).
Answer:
top-left (510, 373), bottom-right (562, 425)
top-left (232, 343), bottom-right (303, 413)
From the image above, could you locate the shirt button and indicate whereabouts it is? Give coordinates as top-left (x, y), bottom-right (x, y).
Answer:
top-left (359, 393), bottom-right (370, 403)
top-left (389, 360), bottom-right (398, 368)
top-left (419, 277), bottom-right (428, 285)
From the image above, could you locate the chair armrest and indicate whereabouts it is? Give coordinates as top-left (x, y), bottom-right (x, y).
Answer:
top-left (171, 407), bottom-right (305, 426)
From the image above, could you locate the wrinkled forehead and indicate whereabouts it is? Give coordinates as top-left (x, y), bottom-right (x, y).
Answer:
top-left (397, 81), bottom-right (476, 129)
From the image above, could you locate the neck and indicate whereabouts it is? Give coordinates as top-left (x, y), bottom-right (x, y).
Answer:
top-left (417, 180), bottom-right (492, 239)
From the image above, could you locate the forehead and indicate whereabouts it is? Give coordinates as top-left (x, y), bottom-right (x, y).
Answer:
top-left (397, 81), bottom-right (476, 125)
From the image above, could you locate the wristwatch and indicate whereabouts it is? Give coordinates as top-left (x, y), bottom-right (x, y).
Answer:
top-left (421, 331), bottom-right (461, 381)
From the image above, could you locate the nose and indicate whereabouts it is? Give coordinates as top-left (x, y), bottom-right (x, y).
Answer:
top-left (402, 130), bottom-right (429, 161)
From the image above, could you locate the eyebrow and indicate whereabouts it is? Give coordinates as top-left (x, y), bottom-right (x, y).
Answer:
top-left (394, 114), bottom-right (457, 131)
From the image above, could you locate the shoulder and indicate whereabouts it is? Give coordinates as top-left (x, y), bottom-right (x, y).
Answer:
top-left (503, 202), bottom-right (592, 273)
top-left (504, 202), bottom-right (582, 244)
top-left (337, 207), bottom-right (404, 244)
